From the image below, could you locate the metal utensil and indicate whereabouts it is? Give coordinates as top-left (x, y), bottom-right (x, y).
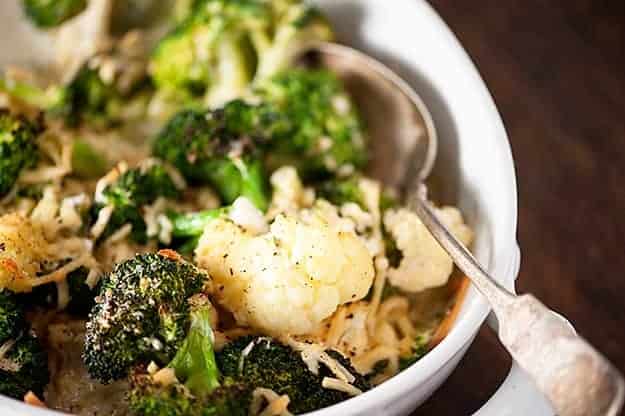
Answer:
top-left (300, 41), bottom-right (625, 416)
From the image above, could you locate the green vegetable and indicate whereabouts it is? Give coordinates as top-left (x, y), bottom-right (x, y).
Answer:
top-left (256, 69), bottom-right (368, 179)
top-left (128, 296), bottom-right (251, 416)
top-left (0, 290), bottom-right (49, 399)
top-left (0, 111), bottom-right (41, 197)
top-left (92, 162), bottom-right (180, 243)
top-left (168, 208), bottom-right (227, 239)
top-left (150, 0), bottom-right (333, 109)
top-left (216, 335), bottom-right (370, 414)
top-left (0, 290), bottom-right (26, 343)
top-left (83, 252), bottom-right (208, 383)
top-left (0, 334), bottom-right (50, 399)
top-left (71, 139), bottom-right (110, 179)
top-left (1, 58), bottom-right (149, 128)
top-left (152, 101), bottom-right (280, 211)
top-left (22, 0), bottom-right (87, 28)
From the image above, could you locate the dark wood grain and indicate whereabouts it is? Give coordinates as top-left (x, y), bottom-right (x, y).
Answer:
top-left (413, 1), bottom-right (625, 414)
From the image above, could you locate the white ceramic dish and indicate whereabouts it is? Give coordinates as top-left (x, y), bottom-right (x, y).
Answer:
top-left (0, 0), bottom-right (556, 414)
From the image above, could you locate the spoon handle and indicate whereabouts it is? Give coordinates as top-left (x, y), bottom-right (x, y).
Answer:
top-left (408, 188), bottom-right (625, 416)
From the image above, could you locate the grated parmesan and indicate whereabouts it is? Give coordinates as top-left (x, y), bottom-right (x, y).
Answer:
top-left (322, 377), bottom-right (362, 396)
top-left (250, 388), bottom-right (292, 416)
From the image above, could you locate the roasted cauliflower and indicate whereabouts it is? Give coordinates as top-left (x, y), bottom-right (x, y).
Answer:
top-left (195, 203), bottom-right (374, 335)
top-left (383, 207), bottom-right (473, 293)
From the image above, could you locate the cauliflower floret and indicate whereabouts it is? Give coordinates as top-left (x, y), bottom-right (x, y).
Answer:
top-left (195, 205), bottom-right (375, 335)
top-left (383, 206), bottom-right (473, 293)
top-left (266, 166), bottom-right (315, 220)
top-left (0, 213), bottom-right (52, 292)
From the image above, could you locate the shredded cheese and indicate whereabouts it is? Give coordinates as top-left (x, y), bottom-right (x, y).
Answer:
top-left (56, 280), bottom-right (71, 311)
top-left (250, 388), bottom-right (292, 416)
top-left (322, 377), bottom-right (362, 396)
top-left (90, 205), bottom-right (114, 239)
top-left (0, 339), bottom-right (20, 372)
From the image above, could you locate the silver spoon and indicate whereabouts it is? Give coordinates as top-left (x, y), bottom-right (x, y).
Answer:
top-left (299, 41), bottom-right (625, 416)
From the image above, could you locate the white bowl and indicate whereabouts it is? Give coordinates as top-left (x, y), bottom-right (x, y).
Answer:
top-left (0, 0), bottom-right (554, 415)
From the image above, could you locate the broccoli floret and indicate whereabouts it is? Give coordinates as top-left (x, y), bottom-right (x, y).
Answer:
top-left (0, 290), bottom-right (49, 399)
top-left (0, 290), bottom-right (26, 343)
top-left (49, 61), bottom-right (151, 128)
top-left (83, 251), bottom-right (208, 383)
top-left (0, 334), bottom-right (50, 399)
top-left (92, 162), bottom-right (181, 243)
top-left (152, 101), bottom-right (278, 210)
top-left (150, 0), bottom-right (333, 108)
top-left (216, 336), bottom-right (370, 414)
top-left (128, 296), bottom-right (251, 416)
top-left (0, 111), bottom-right (41, 197)
top-left (22, 0), bottom-right (87, 28)
top-left (253, 1), bottom-right (334, 80)
top-left (150, 0), bottom-right (263, 105)
top-left (256, 69), bottom-right (368, 179)
top-left (1, 54), bottom-right (149, 128)
top-left (27, 266), bottom-right (99, 316)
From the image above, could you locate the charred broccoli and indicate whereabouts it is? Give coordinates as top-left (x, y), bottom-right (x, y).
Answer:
top-left (128, 296), bottom-right (251, 416)
top-left (0, 334), bottom-right (50, 399)
top-left (152, 100), bottom-right (280, 210)
top-left (92, 162), bottom-right (181, 243)
top-left (22, 0), bottom-right (87, 28)
top-left (216, 336), bottom-right (370, 414)
top-left (256, 69), bottom-right (368, 179)
top-left (0, 290), bottom-right (49, 399)
top-left (150, 0), bottom-right (333, 108)
top-left (83, 252), bottom-right (208, 383)
top-left (0, 290), bottom-right (26, 344)
top-left (0, 111), bottom-right (41, 197)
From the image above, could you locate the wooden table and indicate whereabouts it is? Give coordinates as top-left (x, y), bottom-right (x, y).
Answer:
top-left (414, 1), bottom-right (625, 414)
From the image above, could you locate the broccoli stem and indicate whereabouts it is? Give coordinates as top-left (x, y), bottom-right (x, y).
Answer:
top-left (0, 77), bottom-right (63, 110)
top-left (205, 34), bottom-right (255, 108)
top-left (168, 207), bottom-right (228, 239)
top-left (167, 299), bottom-right (220, 394)
top-left (71, 139), bottom-right (110, 179)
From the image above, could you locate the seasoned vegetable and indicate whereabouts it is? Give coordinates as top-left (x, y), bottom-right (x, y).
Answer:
top-left (152, 101), bottom-right (280, 210)
top-left (0, 334), bottom-right (50, 399)
top-left (256, 69), bottom-right (367, 179)
top-left (128, 296), bottom-right (252, 416)
top-left (1, 54), bottom-right (149, 128)
top-left (92, 162), bottom-right (181, 243)
top-left (0, 290), bottom-right (26, 344)
top-left (195, 202), bottom-right (374, 335)
top-left (150, 0), bottom-right (333, 107)
top-left (0, 290), bottom-right (49, 399)
top-left (0, 111), bottom-right (41, 197)
top-left (217, 336), bottom-right (370, 414)
top-left (83, 252), bottom-right (208, 383)
top-left (22, 0), bottom-right (87, 28)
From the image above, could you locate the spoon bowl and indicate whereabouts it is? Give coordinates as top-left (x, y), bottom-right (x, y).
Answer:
top-left (298, 42), bottom-right (437, 190)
